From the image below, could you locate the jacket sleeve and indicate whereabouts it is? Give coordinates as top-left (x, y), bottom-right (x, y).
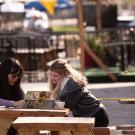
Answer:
top-left (59, 90), bottom-right (82, 110)
top-left (0, 98), bottom-right (14, 107)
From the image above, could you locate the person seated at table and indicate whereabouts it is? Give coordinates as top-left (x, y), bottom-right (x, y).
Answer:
top-left (48, 58), bottom-right (109, 127)
top-left (0, 58), bottom-right (25, 107)
top-left (0, 58), bottom-right (25, 135)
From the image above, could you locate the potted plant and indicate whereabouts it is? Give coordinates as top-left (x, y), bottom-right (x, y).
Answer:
top-left (84, 34), bottom-right (105, 68)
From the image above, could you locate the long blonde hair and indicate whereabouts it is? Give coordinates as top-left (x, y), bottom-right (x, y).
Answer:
top-left (49, 59), bottom-right (88, 87)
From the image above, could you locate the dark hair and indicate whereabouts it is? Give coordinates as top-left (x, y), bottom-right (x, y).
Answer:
top-left (0, 58), bottom-right (23, 74)
top-left (0, 58), bottom-right (24, 100)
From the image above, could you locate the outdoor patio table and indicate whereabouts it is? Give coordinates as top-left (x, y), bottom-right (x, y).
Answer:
top-left (12, 116), bottom-right (95, 135)
top-left (0, 107), bottom-right (69, 135)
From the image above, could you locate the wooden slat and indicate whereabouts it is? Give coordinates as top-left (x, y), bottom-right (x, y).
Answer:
top-left (118, 99), bottom-right (135, 104)
top-left (12, 117), bottom-right (95, 135)
top-left (116, 125), bottom-right (135, 130)
top-left (0, 108), bottom-right (69, 118)
top-left (98, 97), bottom-right (122, 100)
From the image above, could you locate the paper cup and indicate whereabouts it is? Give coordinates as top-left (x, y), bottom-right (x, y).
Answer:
top-left (55, 101), bottom-right (65, 109)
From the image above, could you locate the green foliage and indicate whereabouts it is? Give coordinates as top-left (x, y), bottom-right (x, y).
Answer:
top-left (123, 0), bottom-right (135, 5)
top-left (52, 25), bottom-right (78, 32)
top-left (86, 34), bottom-right (105, 58)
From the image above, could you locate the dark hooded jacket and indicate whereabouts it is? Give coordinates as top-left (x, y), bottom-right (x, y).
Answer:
top-left (58, 78), bottom-right (102, 117)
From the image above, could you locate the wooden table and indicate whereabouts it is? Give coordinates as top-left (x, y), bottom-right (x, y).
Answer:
top-left (13, 117), bottom-right (95, 135)
top-left (0, 108), bottom-right (69, 135)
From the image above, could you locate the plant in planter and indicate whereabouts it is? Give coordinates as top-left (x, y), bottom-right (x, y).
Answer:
top-left (84, 34), bottom-right (105, 68)
top-left (86, 34), bottom-right (105, 57)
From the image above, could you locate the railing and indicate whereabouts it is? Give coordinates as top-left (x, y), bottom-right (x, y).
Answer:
top-left (22, 71), bottom-right (48, 83)
top-left (0, 28), bottom-right (134, 74)
top-left (0, 31), bottom-right (80, 71)
top-left (86, 27), bottom-right (135, 71)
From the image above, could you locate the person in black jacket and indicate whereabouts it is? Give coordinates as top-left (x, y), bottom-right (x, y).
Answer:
top-left (48, 58), bottom-right (109, 127)
top-left (0, 58), bottom-right (25, 135)
top-left (0, 58), bottom-right (25, 106)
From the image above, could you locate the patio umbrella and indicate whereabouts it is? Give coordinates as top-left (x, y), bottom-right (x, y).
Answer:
top-left (56, 0), bottom-right (74, 9)
top-left (24, 0), bottom-right (74, 15)
top-left (40, 0), bottom-right (57, 15)
top-left (24, 1), bottom-right (46, 12)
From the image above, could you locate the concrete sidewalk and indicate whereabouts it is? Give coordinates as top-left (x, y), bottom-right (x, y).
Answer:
top-left (21, 82), bottom-right (135, 92)
top-left (87, 82), bottom-right (135, 90)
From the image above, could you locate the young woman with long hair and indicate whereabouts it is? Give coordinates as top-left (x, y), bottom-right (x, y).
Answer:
top-left (48, 58), bottom-right (109, 127)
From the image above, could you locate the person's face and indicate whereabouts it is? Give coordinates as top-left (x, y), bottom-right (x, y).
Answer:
top-left (49, 71), bottom-right (61, 85)
top-left (8, 74), bottom-right (22, 86)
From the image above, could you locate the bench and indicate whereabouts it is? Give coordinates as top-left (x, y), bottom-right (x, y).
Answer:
top-left (12, 116), bottom-right (95, 135)
top-left (116, 125), bottom-right (135, 135)
top-left (0, 108), bottom-right (69, 135)
top-left (93, 127), bottom-right (110, 135)
top-left (118, 99), bottom-right (135, 104)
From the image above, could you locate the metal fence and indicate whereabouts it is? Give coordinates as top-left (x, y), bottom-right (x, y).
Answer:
top-left (22, 71), bottom-right (48, 82)
top-left (86, 27), bottom-right (135, 71)
top-left (0, 28), bottom-right (135, 82)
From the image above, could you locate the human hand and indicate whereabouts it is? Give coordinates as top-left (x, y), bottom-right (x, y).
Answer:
top-left (13, 100), bottom-right (24, 107)
top-left (50, 75), bottom-right (64, 100)
top-left (53, 75), bottom-right (64, 92)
